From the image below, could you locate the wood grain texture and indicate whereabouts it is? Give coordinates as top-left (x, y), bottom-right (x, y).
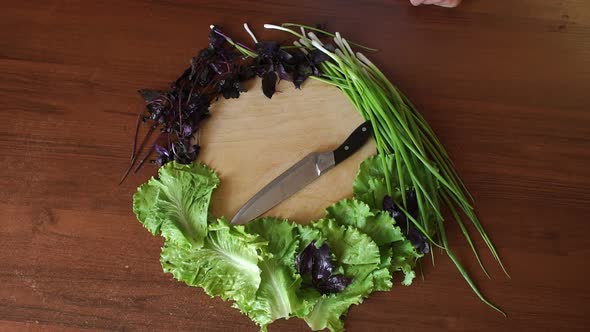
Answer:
top-left (1, 0), bottom-right (589, 331)
top-left (200, 79), bottom-right (376, 223)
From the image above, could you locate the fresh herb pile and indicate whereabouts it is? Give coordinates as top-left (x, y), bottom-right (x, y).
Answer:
top-left (120, 25), bottom-right (327, 183)
top-left (128, 23), bottom-right (507, 331)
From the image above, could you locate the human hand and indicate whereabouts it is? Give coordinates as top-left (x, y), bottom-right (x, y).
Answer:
top-left (410, 0), bottom-right (462, 7)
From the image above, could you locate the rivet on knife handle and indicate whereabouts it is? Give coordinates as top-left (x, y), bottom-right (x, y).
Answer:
top-left (333, 120), bottom-right (372, 165)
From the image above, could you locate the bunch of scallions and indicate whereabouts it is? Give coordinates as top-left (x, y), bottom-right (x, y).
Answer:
top-left (216, 23), bottom-right (509, 315)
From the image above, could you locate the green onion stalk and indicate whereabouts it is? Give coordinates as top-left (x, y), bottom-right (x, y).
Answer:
top-left (216, 23), bottom-right (508, 315)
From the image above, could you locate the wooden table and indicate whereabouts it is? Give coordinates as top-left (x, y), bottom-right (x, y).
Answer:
top-left (2, 1), bottom-right (589, 331)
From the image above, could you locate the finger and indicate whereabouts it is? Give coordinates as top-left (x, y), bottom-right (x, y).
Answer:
top-left (410, 0), bottom-right (462, 7)
top-left (438, 0), bottom-right (462, 7)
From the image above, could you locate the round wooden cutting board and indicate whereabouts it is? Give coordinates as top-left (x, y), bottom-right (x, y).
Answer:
top-left (199, 78), bottom-right (377, 223)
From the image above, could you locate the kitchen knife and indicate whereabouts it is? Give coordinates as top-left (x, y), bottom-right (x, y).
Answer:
top-left (230, 120), bottom-right (372, 225)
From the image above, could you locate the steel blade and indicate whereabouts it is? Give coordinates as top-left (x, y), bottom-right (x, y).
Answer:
top-left (230, 151), bottom-right (335, 225)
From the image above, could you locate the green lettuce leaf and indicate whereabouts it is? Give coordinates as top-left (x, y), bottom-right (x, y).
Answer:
top-left (353, 154), bottom-right (439, 236)
top-left (391, 237), bottom-right (419, 286)
top-left (373, 249), bottom-right (394, 290)
top-left (133, 161), bottom-right (219, 248)
top-left (321, 207), bottom-right (392, 291)
top-left (326, 198), bottom-right (420, 287)
top-left (237, 218), bottom-right (315, 330)
top-left (352, 154), bottom-right (395, 210)
top-left (353, 153), bottom-right (436, 208)
top-left (297, 224), bottom-right (323, 248)
top-left (161, 218), bottom-right (265, 304)
top-left (314, 219), bottom-right (380, 268)
top-left (133, 158), bottom-right (425, 332)
top-left (303, 275), bottom-right (373, 332)
top-left (133, 177), bottom-right (161, 235)
top-left (299, 218), bottom-right (381, 332)
top-left (326, 199), bottom-right (403, 247)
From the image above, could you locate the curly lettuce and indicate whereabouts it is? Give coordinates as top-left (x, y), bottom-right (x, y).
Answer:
top-left (161, 219), bottom-right (265, 303)
top-left (239, 217), bottom-right (315, 330)
top-left (132, 158), bottom-right (426, 332)
top-left (294, 219), bottom-right (382, 332)
top-left (133, 162), bottom-right (219, 248)
top-left (326, 199), bottom-right (421, 287)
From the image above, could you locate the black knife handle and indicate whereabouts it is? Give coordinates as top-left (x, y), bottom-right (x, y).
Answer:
top-left (333, 120), bottom-right (372, 165)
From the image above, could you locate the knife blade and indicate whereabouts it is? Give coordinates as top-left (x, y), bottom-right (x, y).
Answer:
top-left (230, 120), bottom-right (372, 225)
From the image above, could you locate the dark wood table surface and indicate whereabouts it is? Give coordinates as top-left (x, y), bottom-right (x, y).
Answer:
top-left (2, 0), bottom-right (590, 331)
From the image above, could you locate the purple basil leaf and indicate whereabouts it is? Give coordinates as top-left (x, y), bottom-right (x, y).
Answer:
top-left (184, 94), bottom-right (209, 117)
top-left (182, 124), bottom-right (193, 137)
top-left (156, 155), bottom-right (171, 167)
top-left (209, 62), bottom-right (224, 75)
top-left (154, 144), bottom-right (169, 156)
top-left (310, 49), bottom-right (330, 65)
top-left (312, 67), bottom-right (320, 77)
top-left (251, 64), bottom-right (267, 78)
top-left (383, 195), bottom-right (399, 218)
top-left (266, 61), bottom-right (275, 73)
top-left (295, 241), bottom-right (317, 276)
top-left (406, 190), bottom-right (419, 217)
top-left (383, 194), bottom-right (408, 221)
top-left (295, 241), bottom-right (352, 294)
top-left (384, 190), bottom-right (419, 225)
top-left (293, 76), bottom-right (306, 89)
top-left (276, 63), bottom-right (292, 81)
top-left (261, 71), bottom-right (277, 98)
top-left (189, 57), bottom-right (199, 80)
top-left (138, 89), bottom-right (164, 103)
top-left (218, 47), bottom-right (240, 62)
top-left (154, 144), bottom-right (172, 167)
top-left (238, 65), bottom-right (256, 81)
top-left (316, 275), bottom-right (353, 294)
top-left (197, 46), bottom-right (215, 61)
top-left (382, 192), bottom-right (429, 254)
top-left (293, 63), bottom-right (314, 89)
top-left (219, 75), bottom-right (246, 99)
top-left (146, 99), bottom-right (168, 122)
top-left (172, 68), bottom-right (191, 91)
top-left (408, 227), bottom-right (430, 254)
top-left (312, 242), bottom-right (333, 281)
top-left (255, 41), bottom-right (280, 58)
top-left (196, 66), bottom-right (212, 86)
top-left (209, 25), bottom-right (225, 49)
top-left (278, 49), bottom-right (294, 64)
